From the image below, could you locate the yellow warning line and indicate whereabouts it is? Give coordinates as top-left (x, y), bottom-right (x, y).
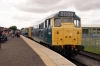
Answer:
top-left (21, 35), bottom-right (56, 66)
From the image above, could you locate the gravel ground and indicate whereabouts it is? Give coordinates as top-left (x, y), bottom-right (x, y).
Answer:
top-left (0, 37), bottom-right (46, 66)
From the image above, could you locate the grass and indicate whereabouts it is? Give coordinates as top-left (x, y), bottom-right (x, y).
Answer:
top-left (82, 37), bottom-right (100, 54)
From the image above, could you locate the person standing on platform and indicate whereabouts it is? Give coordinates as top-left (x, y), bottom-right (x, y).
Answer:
top-left (0, 29), bottom-right (2, 49)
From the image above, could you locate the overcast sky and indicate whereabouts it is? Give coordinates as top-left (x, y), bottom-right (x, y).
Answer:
top-left (0, 0), bottom-right (100, 29)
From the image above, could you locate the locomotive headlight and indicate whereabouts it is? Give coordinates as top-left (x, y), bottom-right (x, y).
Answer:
top-left (57, 31), bottom-right (59, 34)
top-left (77, 32), bottom-right (79, 34)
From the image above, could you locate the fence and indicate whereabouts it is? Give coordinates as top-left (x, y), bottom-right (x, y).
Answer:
top-left (82, 34), bottom-right (100, 54)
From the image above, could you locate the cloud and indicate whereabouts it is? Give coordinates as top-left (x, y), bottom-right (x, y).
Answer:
top-left (12, 15), bottom-right (33, 21)
top-left (9, 0), bottom-right (100, 13)
top-left (71, 0), bottom-right (100, 11)
top-left (11, 11), bottom-right (51, 21)
top-left (32, 0), bottom-right (61, 5)
top-left (1, 0), bottom-right (100, 29)
top-left (0, 16), bottom-right (34, 29)
top-left (10, 0), bottom-right (71, 13)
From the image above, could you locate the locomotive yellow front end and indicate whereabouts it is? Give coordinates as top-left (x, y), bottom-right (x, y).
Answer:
top-left (52, 11), bottom-right (84, 57)
top-left (52, 21), bottom-right (82, 46)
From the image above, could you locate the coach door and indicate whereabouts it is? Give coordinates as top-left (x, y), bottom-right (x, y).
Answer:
top-left (45, 19), bottom-right (52, 44)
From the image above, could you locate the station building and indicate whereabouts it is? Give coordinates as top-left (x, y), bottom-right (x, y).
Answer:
top-left (82, 24), bottom-right (100, 34)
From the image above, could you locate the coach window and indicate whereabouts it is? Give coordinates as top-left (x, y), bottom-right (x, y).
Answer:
top-left (43, 22), bottom-right (45, 28)
top-left (48, 19), bottom-right (51, 27)
top-left (54, 18), bottom-right (61, 27)
top-left (45, 20), bottom-right (47, 28)
top-left (39, 24), bottom-right (41, 29)
top-left (37, 25), bottom-right (39, 29)
top-left (41, 23), bottom-right (44, 29)
top-left (47, 20), bottom-right (48, 27)
top-left (74, 19), bottom-right (81, 27)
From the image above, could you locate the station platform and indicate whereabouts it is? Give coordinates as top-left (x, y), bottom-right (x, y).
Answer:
top-left (0, 35), bottom-right (76, 66)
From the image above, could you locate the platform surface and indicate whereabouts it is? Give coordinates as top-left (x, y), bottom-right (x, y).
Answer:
top-left (21, 35), bottom-right (76, 66)
top-left (0, 36), bottom-right (45, 66)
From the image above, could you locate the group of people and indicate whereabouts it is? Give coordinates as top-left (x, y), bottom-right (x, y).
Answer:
top-left (9, 30), bottom-right (21, 38)
top-left (0, 29), bottom-right (2, 42)
top-left (0, 29), bottom-right (21, 43)
top-left (0, 29), bottom-right (21, 39)
top-left (0, 29), bottom-right (21, 49)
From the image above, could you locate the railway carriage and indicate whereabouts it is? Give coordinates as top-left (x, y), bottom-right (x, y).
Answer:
top-left (21, 27), bottom-right (33, 39)
top-left (21, 28), bottom-right (29, 37)
top-left (31, 11), bottom-right (84, 57)
top-left (28, 27), bottom-right (33, 39)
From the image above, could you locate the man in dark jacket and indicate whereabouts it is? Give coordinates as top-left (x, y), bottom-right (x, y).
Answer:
top-left (0, 29), bottom-right (2, 40)
top-left (0, 29), bottom-right (2, 49)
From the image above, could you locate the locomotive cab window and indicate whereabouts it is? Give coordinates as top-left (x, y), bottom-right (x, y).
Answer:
top-left (62, 18), bottom-right (72, 22)
top-left (74, 19), bottom-right (81, 27)
top-left (54, 18), bottom-right (62, 27)
top-left (45, 19), bottom-right (52, 28)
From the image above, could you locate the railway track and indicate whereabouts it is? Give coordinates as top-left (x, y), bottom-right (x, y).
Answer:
top-left (69, 57), bottom-right (87, 66)
top-left (79, 51), bottom-right (100, 61)
top-left (47, 46), bottom-right (100, 66)
top-left (28, 37), bottom-right (100, 66)
top-left (72, 50), bottom-right (100, 66)
top-left (38, 43), bottom-right (88, 66)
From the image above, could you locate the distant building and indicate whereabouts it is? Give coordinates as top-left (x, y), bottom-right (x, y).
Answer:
top-left (0, 27), bottom-right (4, 30)
top-left (0, 27), bottom-right (10, 33)
top-left (82, 24), bottom-right (100, 34)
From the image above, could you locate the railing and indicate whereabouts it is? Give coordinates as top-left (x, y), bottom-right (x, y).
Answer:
top-left (82, 34), bottom-right (100, 54)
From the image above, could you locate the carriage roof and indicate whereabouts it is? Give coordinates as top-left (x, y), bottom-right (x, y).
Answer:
top-left (34, 11), bottom-right (80, 25)
top-left (46, 11), bottom-right (80, 19)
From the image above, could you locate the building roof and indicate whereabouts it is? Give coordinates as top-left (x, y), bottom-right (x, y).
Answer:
top-left (82, 24), bottom-right (100, 28)
top-left (0, 27), bottom-right (4, 30)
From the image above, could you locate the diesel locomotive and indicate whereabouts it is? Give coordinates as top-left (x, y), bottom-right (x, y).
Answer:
top-left (21, 27), bottom-right (33, 39)
top-left (22, 11), bottom-right (84, 57)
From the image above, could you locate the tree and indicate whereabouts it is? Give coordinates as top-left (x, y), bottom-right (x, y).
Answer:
top-left (21, 28), bottom-right (24, 30)
top-left (9, 26), bottom-right (17, 31)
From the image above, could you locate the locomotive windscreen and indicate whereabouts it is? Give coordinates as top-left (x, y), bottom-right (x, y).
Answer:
top-left (59, 11), bottom-right (75, 17)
